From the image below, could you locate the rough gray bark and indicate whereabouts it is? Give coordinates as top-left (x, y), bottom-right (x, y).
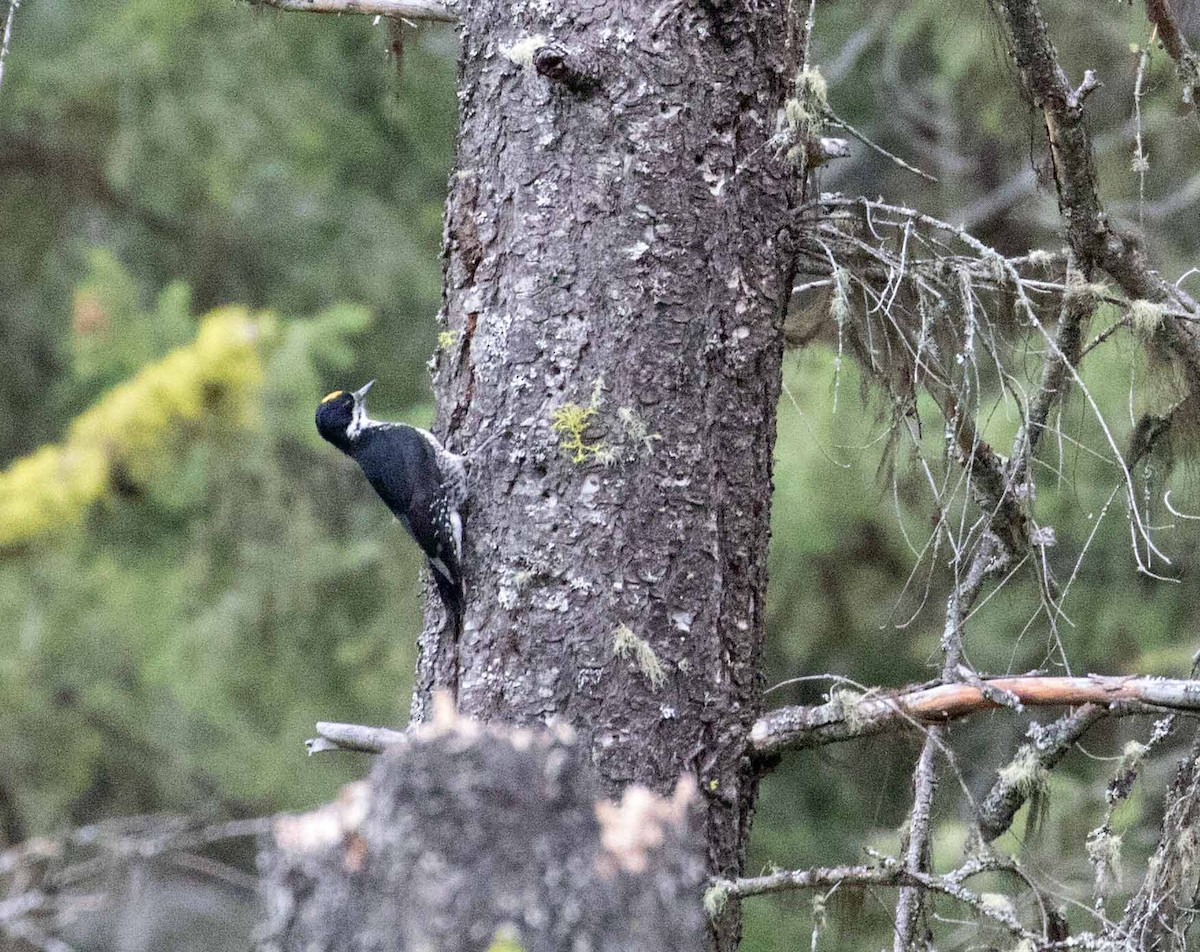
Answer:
top-left (416, 3), bottom-right (797, 946)
top-left (258, 711), bottom-right (706, 952)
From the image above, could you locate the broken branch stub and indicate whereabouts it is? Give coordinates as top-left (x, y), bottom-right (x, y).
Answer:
top-left (260, 706), bottom-right (706, 952)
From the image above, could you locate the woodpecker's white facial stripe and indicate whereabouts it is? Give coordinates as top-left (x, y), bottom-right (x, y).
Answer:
top-left (345, 380), bottom-right (376, 441)
top-left (347, 402), bottom-right (370, 441)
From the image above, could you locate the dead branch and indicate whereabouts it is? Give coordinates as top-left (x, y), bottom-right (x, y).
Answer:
top-left (993, 0), bottom-right (1200, 394)
top-left (1110, 731), bottom-right (1200, 950)
top-left (1144, 0), bottom-right (1200, 104)
top-left (0, 814), bottom-right (269, 950)
top-left (247, 0), bottom-right (456, 22)
top-left (751, 675), bottom-right (1200, 759)
top-left (305, 720), bottom-right (406, 754)
top-left (894, 735), bottom-right (939, 949)
top-left (711, 855), bottom-right (1051, 947)
top-left (313, 672), bottom-right (1200, 763)
top-left (1009, 259), bottom-right (1091, 485)
top-left (895, 526), bottom-right (1005, 948)
top-left (977, 704), bottom-right (1107, 842)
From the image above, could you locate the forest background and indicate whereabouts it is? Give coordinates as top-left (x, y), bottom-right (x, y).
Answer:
top-left (2, 0), bottom-right (1199, 948)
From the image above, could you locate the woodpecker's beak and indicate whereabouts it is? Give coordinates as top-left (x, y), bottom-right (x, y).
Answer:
top-left (352, 380), bottom-right (375, 404)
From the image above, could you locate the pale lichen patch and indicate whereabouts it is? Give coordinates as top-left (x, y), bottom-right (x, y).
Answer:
top-left (1130, 298), bottom-right (1166, 340)
top-left (613, 622), bottom-right (667, 689)
top-left (503, 34), bottom-right (547, 67)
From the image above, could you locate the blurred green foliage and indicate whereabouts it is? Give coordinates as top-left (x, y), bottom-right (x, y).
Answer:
top-left (0, 255), bottom-right (427, 831)
top-left (1, 0), bottom-right (1200, 949)
top-left (0, 0), bottom-right (455, 834)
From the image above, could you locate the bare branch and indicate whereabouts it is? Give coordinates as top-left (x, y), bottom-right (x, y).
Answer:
top-left (713, 856), bottom-right (1050, 947)
top-left (993, 0), bottom-right (1200, 395)
top-left (894, 735), bottom-right (938, 950)
top-left (751, 675), bottom-right (1200, 759)
top-left (1112, 730), bottom-right (1200, 950)
top-left (895, 531), bottom-right (1004, 948)
top-left (0, 813), bottom-right (269, 950)
top-left (826, 109), bottom-right (939, 183)
top-left (978, 704), bottom-right (1107, 842)
top-left (1144, 0), bottom-right (1200, 104)
top-left (246, 0), bottom-right (456, 22)
top-left (1009, 261), bottom-right (1091, 484)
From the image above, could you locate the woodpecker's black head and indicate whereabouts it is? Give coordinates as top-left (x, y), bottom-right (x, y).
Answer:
top-left (316, 380), bottom-right (374, 453)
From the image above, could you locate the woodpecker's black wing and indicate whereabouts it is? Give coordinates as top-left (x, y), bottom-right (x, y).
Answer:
top-left (352, 424), bottom-right (464, 618)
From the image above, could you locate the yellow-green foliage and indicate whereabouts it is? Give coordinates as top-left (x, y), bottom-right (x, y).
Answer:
top-left (1087, 826), bottom-right (1123, 893)
top-left (0, 309), bottom-right (267, 549)
top-left (998, 745), bottom-right (1050, 839)
top-left (551, 379), bottom-right (611, 464)
top-left (703, 884), bottom-right (730, 918)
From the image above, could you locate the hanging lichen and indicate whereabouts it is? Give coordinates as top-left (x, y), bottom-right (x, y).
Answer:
top-left (782, 66), bottom-right (829, 165)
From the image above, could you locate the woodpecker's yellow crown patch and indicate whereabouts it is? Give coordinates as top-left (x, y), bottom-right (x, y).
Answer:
top-left (320, 390), bottom-right (345, 405)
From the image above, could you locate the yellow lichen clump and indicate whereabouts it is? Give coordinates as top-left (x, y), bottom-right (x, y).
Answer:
top-left (550, 402), bottom-right (601, 463)
top-left (0, 309), bottom-right (268, 550)
top-left (550, 378), bottom-right (609, 464)
top-left (485, 925), bottom-right (526, 952)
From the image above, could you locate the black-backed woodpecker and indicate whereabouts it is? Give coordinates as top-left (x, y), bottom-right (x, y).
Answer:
top-left (316, 381), bottom-right (467, 627)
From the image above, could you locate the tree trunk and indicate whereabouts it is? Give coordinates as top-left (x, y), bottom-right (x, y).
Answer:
top-left (416, 3), bottom-right (798, 946)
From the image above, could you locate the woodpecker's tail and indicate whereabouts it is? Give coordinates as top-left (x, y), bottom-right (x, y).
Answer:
top-left (432, 569), bottom-right (465, 632)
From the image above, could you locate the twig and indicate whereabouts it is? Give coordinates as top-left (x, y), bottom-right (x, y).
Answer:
top-left (305, 720), bottom-right (407, 754)
top-left (246, 0), bottom-right (456, 22)
top-left (750, 674), bottom-right (1200, 758)
top-left (894, 735), bottom-right (938, 949)
top-left (0, 0), bottom-right (19, 95)
top-left (808, 193), bottom-right (1173, 573)
top-left (993, 0), bottom-right (1200, 395)
top-left (0, 814), bottom-right (269, 949)
top-left (895, 532), bottom-right (1000, 948)
top-left (827, 109), bottom-right (939, 183)
top-left (1132, 44), bottom-right (1151, 234)
top-left (1009, 258), bottom-right (1091, 494)
top-left (1110, 730), bottom-right (1200, 947)
top-left (798, 0), bottom-right (816, 72)
top-left (825, 9), bottom-right (886, 84)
